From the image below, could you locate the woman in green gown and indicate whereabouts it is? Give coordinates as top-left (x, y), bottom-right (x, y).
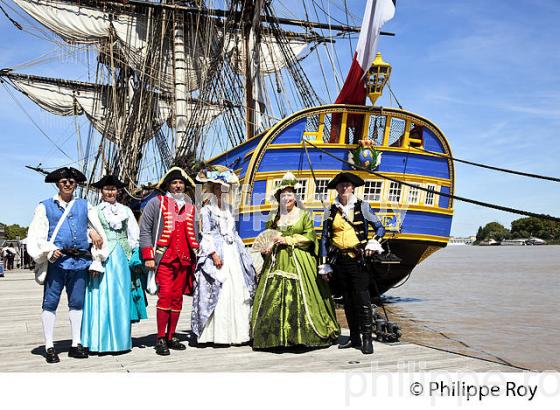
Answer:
top-left (251, 172), bottom-right (340, 349)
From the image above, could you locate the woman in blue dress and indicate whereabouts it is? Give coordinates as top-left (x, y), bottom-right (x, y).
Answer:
top-left (81, 175), bottom-right (147, 353)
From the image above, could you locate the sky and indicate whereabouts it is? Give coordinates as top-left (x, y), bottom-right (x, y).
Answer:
top-left (0, 0), bottom-right (559, 237)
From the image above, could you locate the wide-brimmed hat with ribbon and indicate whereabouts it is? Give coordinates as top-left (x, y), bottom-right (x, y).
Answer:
top-left (45, 167), bottom-right (86, 183)
top-left (326, 172), bottom-right (365, 189)
top-left (156, 166), bottom-right (195, 190)
top-left (91, 174), bottom-right (126, 189)
top-left (271, 171), bottom-right (302, 201)
top-left (196, 165), bottom-right (239, 186)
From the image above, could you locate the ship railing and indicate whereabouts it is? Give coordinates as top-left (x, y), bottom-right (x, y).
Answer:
top-left (299, 105), bottom-right (446, 152)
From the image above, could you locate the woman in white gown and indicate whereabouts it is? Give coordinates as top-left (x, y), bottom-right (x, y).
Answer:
top-left (191, 166), bottom-right (256, 344)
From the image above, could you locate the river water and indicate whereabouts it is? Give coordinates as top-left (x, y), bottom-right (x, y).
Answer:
top-left (384, 245), bottom-right (560, 371)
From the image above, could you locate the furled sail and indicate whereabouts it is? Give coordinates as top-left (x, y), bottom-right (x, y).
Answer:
top-left (13, 0), bottom-right (203, 92)
top-left (3, 72), bottom-right (223, 142)
top-left (7, 73), bottom-right (159, 141)
top-left (13, 0), bottom-right (110, 43)
top-left (7, 76), bottom-right (85, 116)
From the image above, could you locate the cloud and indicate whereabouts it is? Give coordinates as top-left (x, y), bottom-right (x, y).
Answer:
top-left (496, 104), bottom-right (560, 120)
top-left (428, 92), bottom-right (560, 121)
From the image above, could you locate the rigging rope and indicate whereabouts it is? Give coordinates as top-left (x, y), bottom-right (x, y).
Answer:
top-left (342, 0), bottom-right (354, 57)
top-left (303, 139), bottom-right (329, 209)
top-left (303, 139), bottom-right (560, 223)
top-left (0, 2), bottom-right (22, 30)
top-left (386, 82), bottom-right (403, 109)
top-left (311, 0), bottom-right (352, 28)
top-left (1, 82), bottom-right (74, 161)
top-left (410, 146), bottom-right (560, 183)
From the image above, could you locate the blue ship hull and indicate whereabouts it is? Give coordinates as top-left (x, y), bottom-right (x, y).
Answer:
top-left (208, 104), bottom-right (454, 294)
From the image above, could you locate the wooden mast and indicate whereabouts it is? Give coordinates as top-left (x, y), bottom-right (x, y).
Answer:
top-left (243, 0), bottom-right (264, 141)
top-left (172, 0), bottom-right (188, 154)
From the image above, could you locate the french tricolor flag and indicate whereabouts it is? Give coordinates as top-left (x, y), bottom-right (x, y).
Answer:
top-left (335, 0), bottom-right (396, 105)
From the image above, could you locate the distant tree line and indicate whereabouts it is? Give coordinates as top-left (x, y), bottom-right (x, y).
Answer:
top-left (475, 217), bottom-right (560, 243)
top-left (0, 223), bottom-right (28, 241)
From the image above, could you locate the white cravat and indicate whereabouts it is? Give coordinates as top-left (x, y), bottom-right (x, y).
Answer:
top-left (333, 194), bottom-right (357, 219)
top-left (167, 192), bottom-right (185, 209)
top-left (99, 201), bottom-right (128, 230)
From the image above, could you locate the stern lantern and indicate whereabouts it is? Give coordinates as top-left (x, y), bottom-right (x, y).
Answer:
top-left (367, 52), bottom-right (392, 105)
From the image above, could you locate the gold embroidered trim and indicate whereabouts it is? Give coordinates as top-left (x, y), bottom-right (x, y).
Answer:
top-left (267, 269), bottom-right (300, 280)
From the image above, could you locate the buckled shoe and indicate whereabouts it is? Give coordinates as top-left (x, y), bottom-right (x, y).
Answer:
top-left (45, 347), bottom-right (60, 363)
top-left (167, 336), bottom-right (186, 351)
top-left (68, 343), bottom-right (89, 359)
top-left (338, 335), bottom-right (361, 349)
top-left (155, 337), bottom-right (170, 356)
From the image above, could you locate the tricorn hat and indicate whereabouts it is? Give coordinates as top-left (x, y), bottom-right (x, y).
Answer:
top-left (91, 175), bottom-right (126, 189)
top-left (156, 166), bottom-right (195, 190)
top-left (326, 172), bottom-right (365, 189)
top-left (196, 165), bottom-right (239, 186)
top-left (44, 167), bottom-right (86, 183)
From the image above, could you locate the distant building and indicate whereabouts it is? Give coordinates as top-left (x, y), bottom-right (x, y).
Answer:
top-left (448, 236), bottom-right (476, 245)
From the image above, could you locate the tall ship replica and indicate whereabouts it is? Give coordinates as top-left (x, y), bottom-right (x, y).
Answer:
top-left (1, 0), bottom-right (454, 294)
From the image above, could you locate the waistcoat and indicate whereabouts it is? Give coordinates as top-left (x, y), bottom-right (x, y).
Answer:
top-left (43, 198), bottom-right (91, 270)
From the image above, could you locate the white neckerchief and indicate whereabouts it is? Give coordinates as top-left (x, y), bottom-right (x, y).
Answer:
top-left (208, 202), bottom-right (235, 244)
top-left (167, 191), bottom-right (185, 209)
top-left (333, 194), bottom-right (357, 219)
top-left (53, 194), bottom-right (72, 209)
top-left (99, 200), bottom-right (128, 230)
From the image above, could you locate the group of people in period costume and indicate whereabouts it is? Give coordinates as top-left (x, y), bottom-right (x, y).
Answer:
top-left (28, 164), bottom-right (386, 363)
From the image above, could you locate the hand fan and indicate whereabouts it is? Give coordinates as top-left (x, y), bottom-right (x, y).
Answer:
top-left (250, 229), bottom-right (281, 253)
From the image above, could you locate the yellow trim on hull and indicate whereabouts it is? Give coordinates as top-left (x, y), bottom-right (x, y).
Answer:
top-left (251, 169), bottom-right (452, 188)
top-left (391, 233), bottom-right (449, 243)
top-left (243, 233), bottom-right (449, 246)
top-left (237, 204), bottom-right (454, 216)
top-left (260, 143), bottom-right (451, 159)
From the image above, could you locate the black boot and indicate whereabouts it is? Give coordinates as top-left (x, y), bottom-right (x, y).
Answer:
top-left (359, 305), bottom-right (374, 355)
top-left (340, 293), bottom-right (361, 349)
top-left (361, 333), bottom-right (373, 355)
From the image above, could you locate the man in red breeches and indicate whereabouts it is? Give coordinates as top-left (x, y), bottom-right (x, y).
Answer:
top-left (139, 167), bottom-right (199, 355)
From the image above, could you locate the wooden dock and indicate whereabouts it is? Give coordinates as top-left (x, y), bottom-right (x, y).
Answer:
top-left (0, 270), bottom-right (519, 372)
